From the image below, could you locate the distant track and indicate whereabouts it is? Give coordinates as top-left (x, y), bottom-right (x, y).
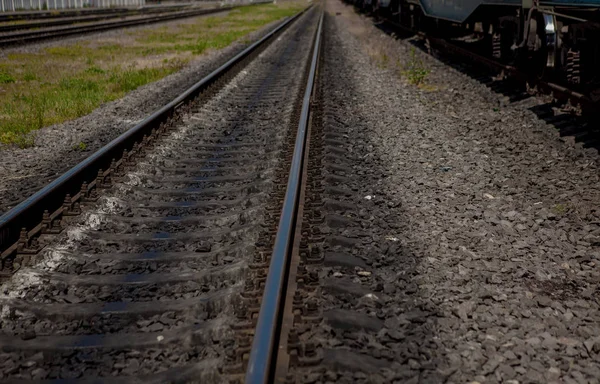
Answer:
top-left (0, 6), bottom-right (191, 33)
top-left (0, 7), bottom-right (131, 22)
top-left (0, 5), bottom-right (232, 47)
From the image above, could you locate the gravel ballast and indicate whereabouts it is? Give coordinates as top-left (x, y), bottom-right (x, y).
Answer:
top-left (0, 7), bottom-right (319, 380)
top-left (298, 1), bottom-right (600, 382)
top-left (0, 8), bottom-right (289, 215)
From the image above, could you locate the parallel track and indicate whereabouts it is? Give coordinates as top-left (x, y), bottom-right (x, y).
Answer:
top-left (0, 7), bottom-right (132, 22)
top-left (0, 4), bottom-right (324, 382)
top-left (0, 5), bottom-right (237, 47)
top-left (0, 6), bottom-right (190, 33)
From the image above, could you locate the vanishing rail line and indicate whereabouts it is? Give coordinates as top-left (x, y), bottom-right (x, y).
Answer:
top-left (0, 3), bottom-right (323, 382)
top-left (0, 7), bottom-right (131, 23)
top-left (0, 6), bottom-right (190, 33)
top-left (0, 5), bottom-right (236, 47)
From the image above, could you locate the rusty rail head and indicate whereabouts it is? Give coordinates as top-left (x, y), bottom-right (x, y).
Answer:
top-left (0, 6), bottom-right (308, 261)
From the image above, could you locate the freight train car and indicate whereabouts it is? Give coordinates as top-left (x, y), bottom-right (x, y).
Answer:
top-left (362, 0), bottom-right (600, 101)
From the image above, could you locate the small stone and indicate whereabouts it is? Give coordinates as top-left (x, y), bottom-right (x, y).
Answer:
top-left (383, 283), bottom-right (396, 294)
top-left (584, 338), bottom-right (596, 354)
top-left (483, 194), bottom-right (494, 200)
top-left (537, 296), bottom-right (552, 307)
top-left (564, 310), bottom-right (574, 321)
top-left (357, 270), bottom-right (371, 277)
top-left (482, 354), bottom-right (503, 373)
top-left (546, 367), bottom-right (561, 381)
top-left (354, 372), bottom-right (367, 379)
top-left (387, 329), bottom-right (404, 341)
top-left (408, 359), bottom-right (420, 369)
top-left (304, 373), bottom-right (321, 383)
top-left (496, 364), bottom-right (516, 379)
top-left (30, 352), bottom-right (44, 361)
top-left (21, 331), bottom-right (36, 340)
top-left (492, 294), bottom-right (508, 302)
top-left (194, 243), bottom-right (211, 252)
top-left (31, 368), bottom-right (47, 379)
top-left (21, 360), bottom-right (36, 368)
top-left (147, 322), bottom-right (164, 332)
top-left (455, 303), bottom-right (472, 321)
top-left (558, 337), bottom-right (579, 347)
top-left (514, 366), bottom-right (527, 374)
top-left (124, 358), bottom-right (140, 373)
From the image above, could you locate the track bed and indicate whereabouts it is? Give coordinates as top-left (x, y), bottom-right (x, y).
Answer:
top-left (0, 7), bottom-right (320, 381)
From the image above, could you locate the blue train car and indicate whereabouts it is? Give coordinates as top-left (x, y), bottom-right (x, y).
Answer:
top-left (419, 0), bottom-right (519, 23)
top-left (418, 0), bottom-right (600, 23)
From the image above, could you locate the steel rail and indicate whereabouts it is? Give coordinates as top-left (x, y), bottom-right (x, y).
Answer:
top-left (0, 7), bottom-right (131, 22)
top-left (0, 6), bottom-right (234, 47)
top-left (245, 8), bottom-right (323, 384)
top-left (0, 14), bottom-right (131, 33)
top-left (0, 4), bottom-right (192, 22)
top-left (0, 6), bottom-right (309, 259)
top-left (0, 6), bottom-right (189, 33)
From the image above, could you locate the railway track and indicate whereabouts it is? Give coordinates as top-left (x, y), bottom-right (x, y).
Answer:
top-left (0, 4), bottom-right (325, 382)
top-left (0, 6), bottom-right (191, 34)
top-left (0, 7), bottom-right (132, 23)
top-left (0, 5), bottom-right (237, 47)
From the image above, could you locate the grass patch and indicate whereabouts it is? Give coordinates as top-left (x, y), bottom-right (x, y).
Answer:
top-left (0, 70), bottom-right (15, 84)
top-left (552, 203), bottom-right (568, 215)
top-left (402, 48), bottom-right (430, 86)
top-left (0, 1), bottom-right (306, 146)
top-left (73, 141), bottom-right (87, 151)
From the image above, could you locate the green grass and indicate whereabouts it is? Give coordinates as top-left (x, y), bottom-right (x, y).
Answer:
top-left (0, 70), bottom-right (15, 84)
top-left (402, 48), bottom-right (430, 86)
top-left (73, 141), bottom-right (87, 151)
top-left (0, 1), bottom-right (306, 146)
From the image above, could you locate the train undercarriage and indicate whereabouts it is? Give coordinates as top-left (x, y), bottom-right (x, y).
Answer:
top-left (355, 0), bottom-right (600, 103)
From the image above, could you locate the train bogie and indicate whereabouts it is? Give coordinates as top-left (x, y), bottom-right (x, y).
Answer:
top-left (359, 0), bottom-right (600, 103)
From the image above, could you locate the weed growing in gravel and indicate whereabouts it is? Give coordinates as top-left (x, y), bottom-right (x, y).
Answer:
top-left (552, 203), bottom-right (568, 215)
top-left (402, 48), bottom-right (430, 86)
top-left (377, 53), bottom-right (389, 69)
top-left (73, 141), bottom-right (87, 151)
top-left (0, 1), bottom-right (305, 146)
